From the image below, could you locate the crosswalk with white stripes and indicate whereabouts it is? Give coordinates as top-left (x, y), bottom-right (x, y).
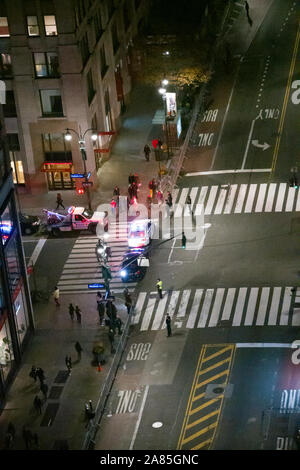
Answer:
top-left (58, 221), bottom-right (136, 294)
top-left (132, 286), bottom-right (300, 331)
top-left (173, 183), bottom-right (300, 215)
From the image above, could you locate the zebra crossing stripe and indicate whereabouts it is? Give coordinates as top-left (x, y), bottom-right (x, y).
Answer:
top-left (234, 184), bottom-right (247, 214)
top-left (255, 184), bottom-right (267, 212)
top-left (204, 186), bottom-right (218, 215)
top-left (285, 187), bottom-right (296, 212)
top-left (152, 294), bottom-right (168, 330)
top-left (167, 291), bottom-right (180, 318)
top-left (255, 287), bottom-right (270, 325)
top-left (265, 183), bottom-right (276, 212)
top-left (214, 188), bottom-right (227, 215)
top-left (280, 287), bottom-right (292, 325)
top-left (132, 292), bottom-right (147, 325)
top-left (208, 288), bottom-right (225, 327)
top-left (186, 289), bottom-right (203, 328)
top-left (244, 288), bottom-right (259, 325)
top-left (189, 187), bottom-right (199, 212)
top-left (177, 290), bottom-right (191, 318)
top-left (197, 290), bottom-right (213, 328)
top-left (232, 288), bottom-right (247, 326)
top-left (275, 183), bottom-right (286, 212)
top-left (140, 295), bottom-right (157, 331)
top-left (223, 184), bottom-right (238, 214)
top-left (195, 187), bottom-right (208, 215)
top-left (221, 288), bottom-right (236, 321)
top-left (296, 191), bottom-right (300, 211)
top-left (175, 188), bottom-right (189, 217)
top-left (244, 184), bottom-right (257, 213)
top-left (268, 287), bottom-right (281, 325)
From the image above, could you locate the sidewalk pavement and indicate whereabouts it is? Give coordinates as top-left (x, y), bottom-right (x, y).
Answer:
top-left (0, 1), bottom-right (275, 450)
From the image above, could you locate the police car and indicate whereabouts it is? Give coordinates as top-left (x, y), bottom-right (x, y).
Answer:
top-left (128, 219), bottom-right (154, 248)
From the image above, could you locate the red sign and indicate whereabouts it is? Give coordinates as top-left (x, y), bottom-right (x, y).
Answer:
top-left (152, 139), bottom-right (158, 149)
top-left (94, 148), bottom-right (110, 153)
top-left (98, 131), bottom-right (116, 136)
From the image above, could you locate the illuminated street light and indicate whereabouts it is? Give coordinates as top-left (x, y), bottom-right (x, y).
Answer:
top-left (158, 87), bottom-right (166, 95)
top-left (162, 79), bottom-right (169, 86)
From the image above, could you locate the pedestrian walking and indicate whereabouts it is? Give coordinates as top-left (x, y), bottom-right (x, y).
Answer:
top-left (108, 328), bottom-right (115, 353)
top-left (22, 425), bottom-right (32, 450)
top-left (89, 400), bottom-right (93, 411)
top-left (166, 192), bottom-right (173, 208)
top-left (156, 278), bottom-right (163, 299)
top-left (29, 365), bottom-right (37, 382)
top-left (75, 341), bottom-right (83, 359)
top-left (75, 305), bottom-right (82, 323)
top-left (65, 355), bottom-right (72, 374)
top-left (186, 195), bottom-right (193, 215)
top-left (182, 232), bottom-right (186, 249)
top-left (40, 382), bottom-right (48, 400)
top-left (106, 300), bottom-right (117, 322)
top-left (36, 367), bottom-right (45, 385)
top-left (166, 314), bottom-right (172, 337)
top-left (33, 395), bottom-right (43, 415)
top-left (124, 289), bottom-right (132, 314)
top-left (144, 144), bottom-right (151, 161)
top-left (53, 286), bottom-right (60, 307)
top-left (115, 316), bottom-right (123, 335)
top-left (68, 303), bottom-right (75, 321)
top-left (157, 190), bottom-right (164, 205)
top-left (113, 186), bottom-right (120, 197)
top-left (55, 193), bottom-right (65, 210)
top-left (128, 173), bottom-right (134, 185)
top-left (97, 299), bottom-right (105, 325)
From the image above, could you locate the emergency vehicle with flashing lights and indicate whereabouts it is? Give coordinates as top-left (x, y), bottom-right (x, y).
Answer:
top-left (128, 219), bottom-right (154, 248)
top-left (43, 206), bottom-right (108, 236)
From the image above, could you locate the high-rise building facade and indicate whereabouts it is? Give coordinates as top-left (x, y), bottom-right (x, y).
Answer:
top-left (0, 0), bottom-right (149, 194)
top-left (0, 105), bottom-right (34, 404)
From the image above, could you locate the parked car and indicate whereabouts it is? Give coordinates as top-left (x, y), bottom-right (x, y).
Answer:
top-left (120, 248), bottom-right (149, 282)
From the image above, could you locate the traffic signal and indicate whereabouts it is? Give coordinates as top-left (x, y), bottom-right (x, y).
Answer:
top-left (77, 188), bottom-right (85, 195)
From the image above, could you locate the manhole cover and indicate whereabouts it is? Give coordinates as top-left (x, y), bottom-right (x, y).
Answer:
top-left (213, 387), bottom-right (224, 394)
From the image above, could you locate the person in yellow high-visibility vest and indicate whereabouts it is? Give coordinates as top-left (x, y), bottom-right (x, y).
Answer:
top-left (156, 279), bottom-right (163, 299)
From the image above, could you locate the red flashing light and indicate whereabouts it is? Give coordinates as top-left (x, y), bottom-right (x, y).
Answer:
top-left (77, 188), bottom-right (85, 195)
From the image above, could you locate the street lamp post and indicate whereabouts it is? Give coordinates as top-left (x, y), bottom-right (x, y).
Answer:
top-left (65, 126), bottom-right (98, 210)
top-left (158, 85), bottom-right (171, 161)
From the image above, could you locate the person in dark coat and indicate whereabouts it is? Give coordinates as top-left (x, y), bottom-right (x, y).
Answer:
top-left (97, 300), bottom-right (105, 325)
top-left (55, 193), bottom-right (65, 210)
top-left (36, 367), bottom-right (45, 385)
top-left (124, 290), bottom-right (132, 314)
top-left (33, 395), bottom-right (43, 414)
top-left (115, 316), bottom-right (123, 335)
top-left (166, 314), bottom-right (172, 337)
top-left (68, 303), bottom-right (75, 320)
top-left (144, 144), bottom-right (151, 161)
top-left (75, 305), bottom-right (82, 323)
top-left (29, 365), bottom-right (37, 382)
top-left (128, 173), bottom-right (134, 185)
top-left (113, 186), bottom-right (120, 197)
top-left (108, 328), bottom-right (115, 353)
top-left (40, 382), bottom-right (48, 400)
top-left (75, 341), bottom-right (83, 359)
top-left (106, 300), bottom-right (117, 322)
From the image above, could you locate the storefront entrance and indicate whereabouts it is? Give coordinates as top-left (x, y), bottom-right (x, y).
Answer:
top-left (40, 162), bottom-right (74, 190)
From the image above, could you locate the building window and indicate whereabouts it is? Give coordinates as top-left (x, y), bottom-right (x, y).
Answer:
top-left (111, 22), bottom-right (120, 54)
top-left (27, 15), bottom-right (39, 36)
top-left (40, 89), bottom-right (63, 116)
top-left (3, 91), bottom-right (17, 118)
top-left (80, 34), bottom-right (89, 66)
top-left (44, 15), bottom-right (57, 36)
top-left (87, 69), bottom-right (95, 105)
top-left (42, 133), bottom-right (71, 161)
top-left (34, 52), bottom-right (59, 78)
top-left (7, 134), bottom-right (25, 185)
top-left (0, 17), bottom-right (10, 37)
top-left (100, 45), bottom-right (108, 78)
top-left (0, 53), bottom-right (12, 78)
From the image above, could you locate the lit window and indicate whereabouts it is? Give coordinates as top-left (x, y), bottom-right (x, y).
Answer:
top-left (0, 17), bottom-right (10, 37)
top-left (34, 52), bottom-right (59, 77)
top-left (44, 15), bottom-right (57, 36)
top-left (27, 16), bottom-right (39, 36)
top-left (0, 53), bottom-right (12, 77)
top-left (40, 89), bottom-right (63, 116)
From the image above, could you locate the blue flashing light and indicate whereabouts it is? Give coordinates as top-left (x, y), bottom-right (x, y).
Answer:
top-left (0, 222), bottom-right (13, 234)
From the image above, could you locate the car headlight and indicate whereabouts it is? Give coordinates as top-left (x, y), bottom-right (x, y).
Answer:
top-left (32, 221), bottom-right (40, 226)
top-left (120, 269), bottom-right (127, 278)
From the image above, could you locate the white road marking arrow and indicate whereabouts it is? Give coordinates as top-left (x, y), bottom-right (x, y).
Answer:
top-left (251, 140), bottom-right (271, 151)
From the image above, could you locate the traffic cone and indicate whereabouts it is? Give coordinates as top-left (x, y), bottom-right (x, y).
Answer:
top-left (97, 363), bottom-right (102, 372)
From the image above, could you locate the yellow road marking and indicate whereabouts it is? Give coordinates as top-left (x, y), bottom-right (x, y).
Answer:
top-left (198, 357), bottom-right (231, 375)
top-left (202, 345), bottom-right (233, 362)
top-left (192, 438), bottom-right (212, 450)
top-left (192, 392), bottom-right (205, 401)
top-left (195, 370), bottom-right (228, 388)
top-left (182, 422), bottom-right (217, 445)
top-left (271, 20), bottom-right (300, 174)
top-left (190, 397), bottom-right (222, 415)
top-left (186, 409), bottom-right (219, 430)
